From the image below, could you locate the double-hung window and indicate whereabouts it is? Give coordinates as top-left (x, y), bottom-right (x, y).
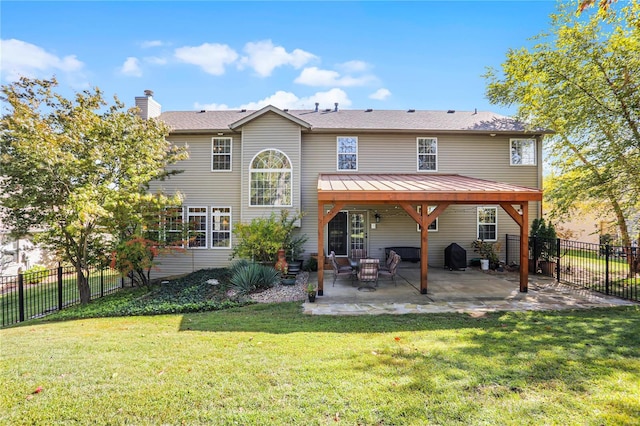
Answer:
top-left (510, 138), bottom-right (536, 166)
top-left (337, 136), bottom-right (358, 171)
top-left (163, 207), bottom-right (184, 247)
top-left (250, 149), bottom-right (292, 206)
top-left (211, 137), bottom-right (232, 171)
top-left (417, 137), bottom-right (437, 171)
top-left (187, 207), bottom-right (208, 248)
top-left (211, 207), bottom-right (231, 248)
top-left (477, 207), bottom-right (497, 241)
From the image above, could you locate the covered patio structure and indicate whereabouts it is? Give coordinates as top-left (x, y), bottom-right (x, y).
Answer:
top-left (316, 173), bottom-right (543, 296)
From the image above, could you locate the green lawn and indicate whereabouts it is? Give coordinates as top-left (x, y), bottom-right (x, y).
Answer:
top-left (2, 304), bottom-right (639, 425)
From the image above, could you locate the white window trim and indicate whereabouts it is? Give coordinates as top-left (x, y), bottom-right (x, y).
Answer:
top-left (477, 206), bottom-right (498, 242)
top-left (509, 138), bottom-right (536, 166)
top-left (211, 137), bottom-right (233, 172)
top-left (187, 206), bottom-right (208, 249)
top-left (337, 136), bottom-right (358, 171)
top-left (163, 207), bottom-right (185, 248)
top-left (249, 149), bottom-right (293, 207)
top-left (210, 206), bottom-right (232, 249)
top-left (417, 137), bottom-right (438, 172)
top-left (416, 205), bottom-right (438, 232)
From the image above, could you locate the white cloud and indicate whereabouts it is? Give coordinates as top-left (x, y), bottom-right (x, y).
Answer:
top-left (338, 60), bottom-right (370, 73)
top-left (193, 101), bottom-right (232, 110)
top-left (239, 40), bottom-right (316, 77)
top-left (120, 57), bottom-right (142, 77)
top-left (174, 43), bottom-right (238, 75)
top-left (144, 56), bottom-right (168, 65)
top-left (294, 67), bottom-right (376, 87)
top-left (0, 39), bottom-right (84, 82)
top-left (140, 40), bottom-right (164, 48)
top-left (194, 88), bottom-right (351, 111)
top-left (369, 88), bottom-right (391, 100)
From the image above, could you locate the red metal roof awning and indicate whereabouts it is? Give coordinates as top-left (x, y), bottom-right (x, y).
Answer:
top-left (317, 173), bottom-right (542, 203)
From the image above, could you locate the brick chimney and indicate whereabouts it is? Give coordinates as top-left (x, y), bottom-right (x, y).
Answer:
top-left (135, 89), bottom-right (161, 119)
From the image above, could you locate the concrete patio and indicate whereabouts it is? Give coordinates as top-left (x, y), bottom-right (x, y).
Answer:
top-left (303, 264), bottom-right (636, 315)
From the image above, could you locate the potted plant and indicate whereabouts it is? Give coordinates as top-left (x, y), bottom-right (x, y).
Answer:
top-left (472, 240), bottom-right (501, 270)
top-left (306, 282), bottom-right (317, 302)
top-left (529, 218), bottom-right (557, 275)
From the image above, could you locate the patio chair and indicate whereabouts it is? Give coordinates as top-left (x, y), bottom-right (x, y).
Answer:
top-left (379, 250), bottom-right (396, 271)
top-left (357, 258), bottom-right (380, 290)
top-left (329, 251), bottom-right (354, 286)
top-left (378, 253), bottom-right (401, 286)
top-left (350, 248), bottom-right (367, 261)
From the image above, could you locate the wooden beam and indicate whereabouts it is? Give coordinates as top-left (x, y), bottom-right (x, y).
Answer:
top-left (426, 203), bottom-right (450, 227)
top-left (399, 202), bottom-right (421, 224)
top-left (520, 202), bottom-right (529, 292)
top-left (500, 203), bottom-right (523, 227)
top-left (324, 202), bottom-right (346, 223)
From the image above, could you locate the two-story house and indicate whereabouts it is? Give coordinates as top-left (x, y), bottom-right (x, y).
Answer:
top-left (137, 91), bottom-right (545, 295)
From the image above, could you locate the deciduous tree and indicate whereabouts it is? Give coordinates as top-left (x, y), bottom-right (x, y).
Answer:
top-left (0, 77), bottom-right (188, 303)
top-left (485, 1), bottom-right (640, 265)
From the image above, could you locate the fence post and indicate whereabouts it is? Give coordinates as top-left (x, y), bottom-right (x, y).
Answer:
top-left (57, 265), bottom-right (63, 311)
top-left (556, 238), bottom-right (561, 283)
top-left (532, 236), bottom-right (538, 273)
top-left (18, 272), bottom-right (25, 323)
top-left (100, 269), bottom-right (104, 298)
top-left (121, 276), bottom-right (125, 289)
top-left (505, 233), bottom-right (510, 265)
top-left (605, 244), bottom-right (610, 295)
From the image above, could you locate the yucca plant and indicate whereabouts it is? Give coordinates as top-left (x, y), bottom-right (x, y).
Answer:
top-left (229, 263), bottom-right (280, 295)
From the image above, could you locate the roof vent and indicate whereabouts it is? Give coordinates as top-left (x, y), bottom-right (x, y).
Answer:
top-left (408, 109), bottom-right (415, 113)
top-left (144, 89), bottom-right (154, 97)
top-left (324, 108), bottom-right (331, 112)
top-left (447, 110), bottom-right (455, 114)
top-left (365, 108), bottom-right (373, 112)
top-left (284, 108), bottom-right (289, 112)
top-left (315, 102), bottom-right (319, 112)
top-left (241, 109), bottom-right (247, 112)
top-left (474, 108), bottom-right (477, 114)
top-left (334, 102), bottom-right (339, 112)
top-left (200, 110), bottom-right (206, 113)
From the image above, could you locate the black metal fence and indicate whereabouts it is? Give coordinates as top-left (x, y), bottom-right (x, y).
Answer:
top-left (1, 265), bottom-right (131, 327)
top-left (506, 234), bottom-right (639, 302)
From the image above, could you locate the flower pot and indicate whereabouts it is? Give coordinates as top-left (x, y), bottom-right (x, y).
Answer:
top-left (539, 260), bottom-right (556, 277)
top-left (281, 276), bottom-right (296, 286)
top-left (480, 259), bottom-right (489, 271)
top-left (307, 292), bottom-right (316, 302)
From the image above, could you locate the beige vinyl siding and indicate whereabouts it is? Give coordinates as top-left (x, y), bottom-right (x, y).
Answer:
top-left (241, 112), bottom-right (302, 223)
top-left (148, 134), bottom-right (242, 278)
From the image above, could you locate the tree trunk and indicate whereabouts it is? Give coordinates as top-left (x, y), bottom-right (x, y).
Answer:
top-left (77, 267), bottom-right (91, 304)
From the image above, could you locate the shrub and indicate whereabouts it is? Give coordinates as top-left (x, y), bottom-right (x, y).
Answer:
top-left (229, 263), bottom-right (280, 295)
top-left (23, 265), bottom-right (48, 284)
top-left (530, 218), bottom-right (558, 261)
top-left (231, 210), bottom-right (307, 263)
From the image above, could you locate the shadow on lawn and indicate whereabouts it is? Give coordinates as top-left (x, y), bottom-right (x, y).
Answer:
top-left (179, 301), bottom-right (639, 339)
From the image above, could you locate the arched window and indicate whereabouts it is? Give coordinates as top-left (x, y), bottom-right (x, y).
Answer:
top-left (250, 149), bottom-right (292, 206)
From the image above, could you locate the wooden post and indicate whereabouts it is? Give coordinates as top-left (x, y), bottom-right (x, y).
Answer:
top-left (317, 202), bottom-right (325, 296)
top-left (420, 203), bottom-right (428, 294)
top-left (520, 202), bottom-right (529, 292)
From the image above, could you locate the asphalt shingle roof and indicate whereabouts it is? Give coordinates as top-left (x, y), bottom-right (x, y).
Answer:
top-left (159, 107), bottom-right (539, 134)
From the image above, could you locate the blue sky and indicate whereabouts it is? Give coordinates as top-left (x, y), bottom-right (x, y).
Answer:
top-left (1, 1), bottom-right (558, 115)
